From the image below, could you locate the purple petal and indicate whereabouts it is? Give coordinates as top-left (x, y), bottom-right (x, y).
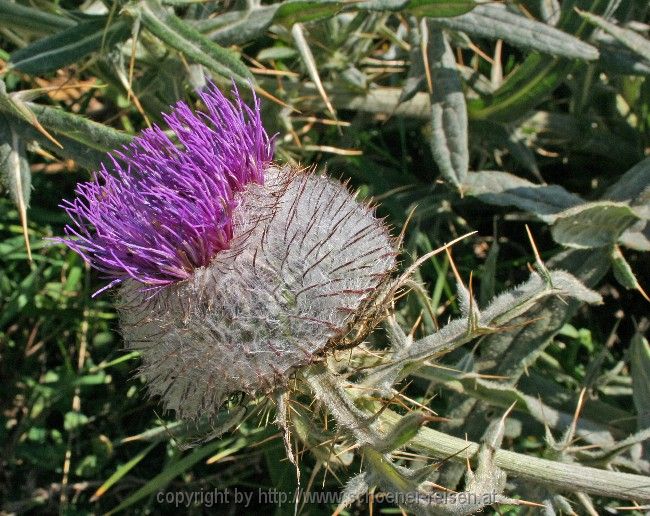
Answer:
top-left (54, 82), bottom-right (274, 291)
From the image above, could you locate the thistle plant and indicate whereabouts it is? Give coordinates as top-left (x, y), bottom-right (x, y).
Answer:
top-left (2, 1), bottom-right (649, 513)
top-left (58, 83), bottom-right (397, 419)
top-left (54, 83), bottom-right (650, 514)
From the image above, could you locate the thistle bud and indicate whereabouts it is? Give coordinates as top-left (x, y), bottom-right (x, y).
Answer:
top-left (58, 83), bottom-right (396, 419)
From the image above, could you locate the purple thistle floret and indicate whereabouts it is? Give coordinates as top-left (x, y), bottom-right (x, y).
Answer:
top-left (58, 83), bottom-right (273, 291)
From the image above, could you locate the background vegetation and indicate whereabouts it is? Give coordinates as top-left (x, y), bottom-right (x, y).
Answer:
top-left (0, 0), bottom-right (648, 514)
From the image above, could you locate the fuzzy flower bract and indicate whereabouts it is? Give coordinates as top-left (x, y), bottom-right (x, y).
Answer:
top-left (58, 83), bottom-right (396, 419)
top-left (59, 84), bottom-right (273, 290)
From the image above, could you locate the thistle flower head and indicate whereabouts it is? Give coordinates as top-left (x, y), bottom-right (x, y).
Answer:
top-left (58, 83), bottom-right (396, 420)
top-left (58, 83), bottom-right (272, 289)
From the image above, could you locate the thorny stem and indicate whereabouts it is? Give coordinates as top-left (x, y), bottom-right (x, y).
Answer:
top-left (304, 363), bottom-right (381, 446)
top-left (381, 408), bottom-right (650, 503)
top-left (307, 365), bottom-right (650, 503)
top-left (301, 266), bottom-right (650, 505)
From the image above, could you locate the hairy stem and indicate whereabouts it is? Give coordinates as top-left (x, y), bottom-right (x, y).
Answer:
top-left (379, 408), bottom-right (650, 503)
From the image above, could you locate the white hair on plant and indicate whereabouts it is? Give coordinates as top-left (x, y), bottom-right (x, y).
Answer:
top-left (117, 165), bottom-right (396, 419)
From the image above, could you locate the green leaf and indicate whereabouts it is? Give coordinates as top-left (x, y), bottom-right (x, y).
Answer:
top-left (629, 328), bottom-right (650, 430)
top-left (603, 157), bottom-right (650, 219)
top-left (91, 443), bottom-right (158, 502)
top-left (579, 9), bottom-right (650, 62)
top-left (468, 53), bottom-right (574, 122)
top-left (426, 25), bottom-right (468, 189)
top-left (404, 0), bottom-right (476, 17)
top-left (429, 4), bottom-right (599, 60)
top-left (105, 439), bottom-right (228, 515)
top-left (64, 411), bottom-right (89, 431)
top-left (195, 6), bottom-right (277, 46)
top-left (275, 0), bottom-right (344, 25)
top-left (140, 0), bottom-right (253, 85)
top-left (471, 120), bottom-right (540, 178)
top-left (464, 170), bottom-right (583, 222)
top-left (196, 1), bottom-right (343, 47)
top-left (0, 114), bottom-right (31, 259)
top-left (597, 37), bottom-right (650, 76)
top-left (376, 412), bottom-right (430, 453)
top-left (257, 46), bottom-right (298, 61)
top-left (10, 17), bottom-right (132, 75)
top-left (467, 0), bottom-right (610, 122)
top-left (5, 112), bottom-right (114, 170)
top-left (619, 222), bottom-right (650, 252)
top-left (0, 115), bottom-right (31, 209)
top-left (611, 246), bottom-right (649, 300)
top-left (0, 0), bottom-right (75, 35)
top-left (479, 240), bottom-right (499, 307)
top-left (551, 202), bottom-right (640, 248)
top-left (355, 0), bottom-right (476, 17)
top-left (25, 102), bottom-right (132, 153)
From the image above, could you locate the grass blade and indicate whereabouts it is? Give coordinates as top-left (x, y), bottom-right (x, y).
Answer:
top-left (90, 442), bottom-right (158, 502)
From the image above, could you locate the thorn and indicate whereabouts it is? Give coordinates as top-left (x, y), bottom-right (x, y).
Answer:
top-left (445, 246), bottom-right (466, 291)
top-left (395, 231), bottom-right (477, 292)
top-left (503, 400), bottom-right (517, 420)
top-left (464, 433), bottom-right (472, 474)
top-left (420, 19), bottom-right (433, 95)
top-left (254, 84), bottom-right (299, 113)
top-left (566, 387), bottom-right (587, 448)
top-left (395, 205), bottom-right (417, 251)
top-left (525, 224), bottom-right (552, 285)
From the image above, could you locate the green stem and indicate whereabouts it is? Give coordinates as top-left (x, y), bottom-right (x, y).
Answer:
top-left (379, 408), bottom-right (650, 503)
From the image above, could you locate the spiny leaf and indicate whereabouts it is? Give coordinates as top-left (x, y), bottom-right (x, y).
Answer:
top-left (428, 4), bottom-right (599, 60)
top-left (0, 82), bottom-right (62, 149)
top-left (196, 1), bottom-right (343, 46)
top-left (375, 412), bottom-right (430, 453)
top-left (0, 115), bottom-right (31, 208)
top-left (5, 112), bottom-right (116, 170)
top-left (25, 102), bottom-right (132, 155)
top-left (372, 268), bottom-right (602, 376)
top-left (418, 364), bottom-right (634, 440)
